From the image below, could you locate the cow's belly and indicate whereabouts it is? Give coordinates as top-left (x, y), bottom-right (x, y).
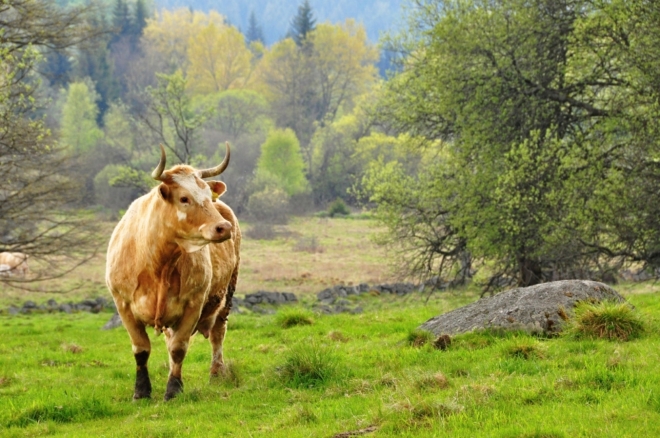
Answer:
top-left (130, 279), bottom-right (209, 329)
top-left (130, 293), bottom-right (187, 327)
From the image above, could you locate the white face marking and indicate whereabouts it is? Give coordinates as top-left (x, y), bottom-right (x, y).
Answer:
top-left (177, 211), bottom-right (187, 221)
top-left (171, 173), bottom-right (212, 205)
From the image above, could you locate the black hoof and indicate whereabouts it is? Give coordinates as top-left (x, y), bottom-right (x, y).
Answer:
top-left (164, 376), bottom-right (183, 401)
top-left (133, 391), bottom-right (151, 400)
top-left (134, 366), bottom-right (152, 400)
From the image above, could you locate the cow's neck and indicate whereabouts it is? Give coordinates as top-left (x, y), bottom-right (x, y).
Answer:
top-left (143, 192), bottom-right (184, 276)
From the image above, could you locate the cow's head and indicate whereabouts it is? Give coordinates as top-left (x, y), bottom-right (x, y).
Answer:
top-left (152, 143), bottom-right (233, 253)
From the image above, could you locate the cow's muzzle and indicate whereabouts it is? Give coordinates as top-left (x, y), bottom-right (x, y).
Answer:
top-left (204, 220), bottom-right (233, 242)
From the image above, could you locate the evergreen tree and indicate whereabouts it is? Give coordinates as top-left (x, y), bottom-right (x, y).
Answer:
top-left (112, 0), bottom-right (131, 40)
top-left (41, 51), bottom-right (72, 87)
top-left (246, 10), bottom-right (264, 44)
top-left (288, 0), bottom-right (316, 46)
top-left (74, 13), bottom-right (118, 121)
top-left (132, 0), bottom-right (148, 38)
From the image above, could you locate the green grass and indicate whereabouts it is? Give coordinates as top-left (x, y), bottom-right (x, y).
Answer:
top-left (0, 290), bottom-right (660, 437)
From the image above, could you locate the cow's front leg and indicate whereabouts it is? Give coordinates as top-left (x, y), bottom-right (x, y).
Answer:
top-left (163, 304), bottom-right (200, 401)
top-left (116, 303), bottom-right (152, 399)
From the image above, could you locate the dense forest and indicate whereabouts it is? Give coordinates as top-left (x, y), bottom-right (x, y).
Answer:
top-left (3, 0), bottom-right (660, 292)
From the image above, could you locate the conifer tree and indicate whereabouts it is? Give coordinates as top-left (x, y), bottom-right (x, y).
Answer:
top-left (288, 0), bottom-right (316, 46)
top-left (112, 0), bottom-right (131, 39)
top-left (246, 10), bottom-right (264, 44)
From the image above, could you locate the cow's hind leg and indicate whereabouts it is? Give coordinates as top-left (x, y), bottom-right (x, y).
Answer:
top-left (117, 305), bottom-right (152, 399)
top-left (209, 270), bottom-right (237, 376)
top-left (209, 311), bottom-right (229, 376)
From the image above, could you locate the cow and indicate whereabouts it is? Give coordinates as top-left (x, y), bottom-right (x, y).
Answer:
top-left (0, 252), bottom-right (29, 277)
top-left (0, 264), bottom-right (11, 277)
top-left (106, 143), bottom-right (241, 401)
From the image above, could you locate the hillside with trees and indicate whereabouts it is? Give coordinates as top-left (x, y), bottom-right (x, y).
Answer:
top-left (5, 0), bottom-right (660, 294)
top-left (153, 0), bottom-right (404, 43)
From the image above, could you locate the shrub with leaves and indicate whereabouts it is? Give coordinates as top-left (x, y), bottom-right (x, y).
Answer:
top-left (328, 198), bottom-right (350, 217)
top-left (566, 301), bottom-right (644, 341)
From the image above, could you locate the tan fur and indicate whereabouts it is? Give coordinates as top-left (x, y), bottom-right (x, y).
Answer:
top-left (0, 252), bottom-right (29, 276)
top-left (106, 164), bottom-right (240, 396)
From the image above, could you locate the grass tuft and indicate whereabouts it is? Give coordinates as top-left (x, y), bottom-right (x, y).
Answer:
top-left (328, 330), bottom-right (350, 342)
top-left (212, 360), bottom-right (242, 388)
top-left (392, 398), bottom-right (463, 425)
top-left (433, 334), bottom-right (452, 350)
top-left (414, 372), bottom-right (450, 391)
top-left (276, 308), bottom-right (314, 328)
top-left (503, 338), bottom-right (544, 360)
top-left (278, 341), bottom-right (339, 387)
top-left (61, 343), bottom-right (83, 354)
top-left (566, 301), bottom-right (645, 341)
top-left (406, 329), bottom-right (433, 348)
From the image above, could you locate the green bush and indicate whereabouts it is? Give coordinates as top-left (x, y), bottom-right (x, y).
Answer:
top-left (566, 301), bottom-right (645, 341)
top-left (328, 198), bottom-right (350, 217)
top-left (247, 187), bottom-right (290, 224)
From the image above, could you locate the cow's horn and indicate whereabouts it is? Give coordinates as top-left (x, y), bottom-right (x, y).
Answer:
top-left (151, 144), bottom-right (167, 180)
top-left (199, 142), bottom-right (230, 179)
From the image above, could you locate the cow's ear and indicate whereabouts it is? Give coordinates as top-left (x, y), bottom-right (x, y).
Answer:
top-left (208, 181), bottom-right (227, 200)
top-left (158, 183), bottom-right (171, 201)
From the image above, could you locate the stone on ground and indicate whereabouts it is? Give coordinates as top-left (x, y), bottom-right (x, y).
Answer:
top-left (419, 280), bottom-right (627, 336)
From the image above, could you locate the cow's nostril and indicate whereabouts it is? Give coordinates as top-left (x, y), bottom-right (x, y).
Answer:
top-left (216, 226), bottom-right (224, 234)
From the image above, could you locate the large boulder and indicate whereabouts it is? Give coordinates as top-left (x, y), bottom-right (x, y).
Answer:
top-left (419, 280), bottom-right (627, 336)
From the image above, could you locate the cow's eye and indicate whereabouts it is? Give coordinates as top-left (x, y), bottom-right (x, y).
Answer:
top-left (180, 197), bottom-right (189, 204)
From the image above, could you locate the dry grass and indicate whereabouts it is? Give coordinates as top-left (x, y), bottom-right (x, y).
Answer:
top-left (237, 217), bottom-right (391, 296)
top-left (0, 217), bottom-right (392, 307)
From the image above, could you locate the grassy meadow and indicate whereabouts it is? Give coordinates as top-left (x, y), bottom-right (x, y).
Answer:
top-left (1, 217), bottom-right (660, 437)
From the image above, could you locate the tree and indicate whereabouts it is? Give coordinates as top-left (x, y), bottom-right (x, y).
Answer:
top-left (132, 0), bottom-right (148, 40)
top-left (367, 0), bottom-right (660, 290)
top-left (289, 0), bottom-right (316, 47)
top-left (246, 10), bottom-right (264, 44)
top-left (0, 0), bottom-right (99, 285)
top-left (261, 21), bottom-right (378, 177)
top-left (74, 12), bottom-right (118, 119)
top-left (139, 70), bottom-right (213, 165)
top-left (187, 23), bottom-right (253, 93)
top-left (203, 89), bottom-right (270, 141)
top-left (255, 128), bottom-right (308, 197)
top-left (111, 0), bottom-right (131, 41)
top-left (142, 8), bottom-right (226, 72)
top-left (308, 21), bottom-right (378, 129)
top-left (60, 81), bottom-right (103, 153)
